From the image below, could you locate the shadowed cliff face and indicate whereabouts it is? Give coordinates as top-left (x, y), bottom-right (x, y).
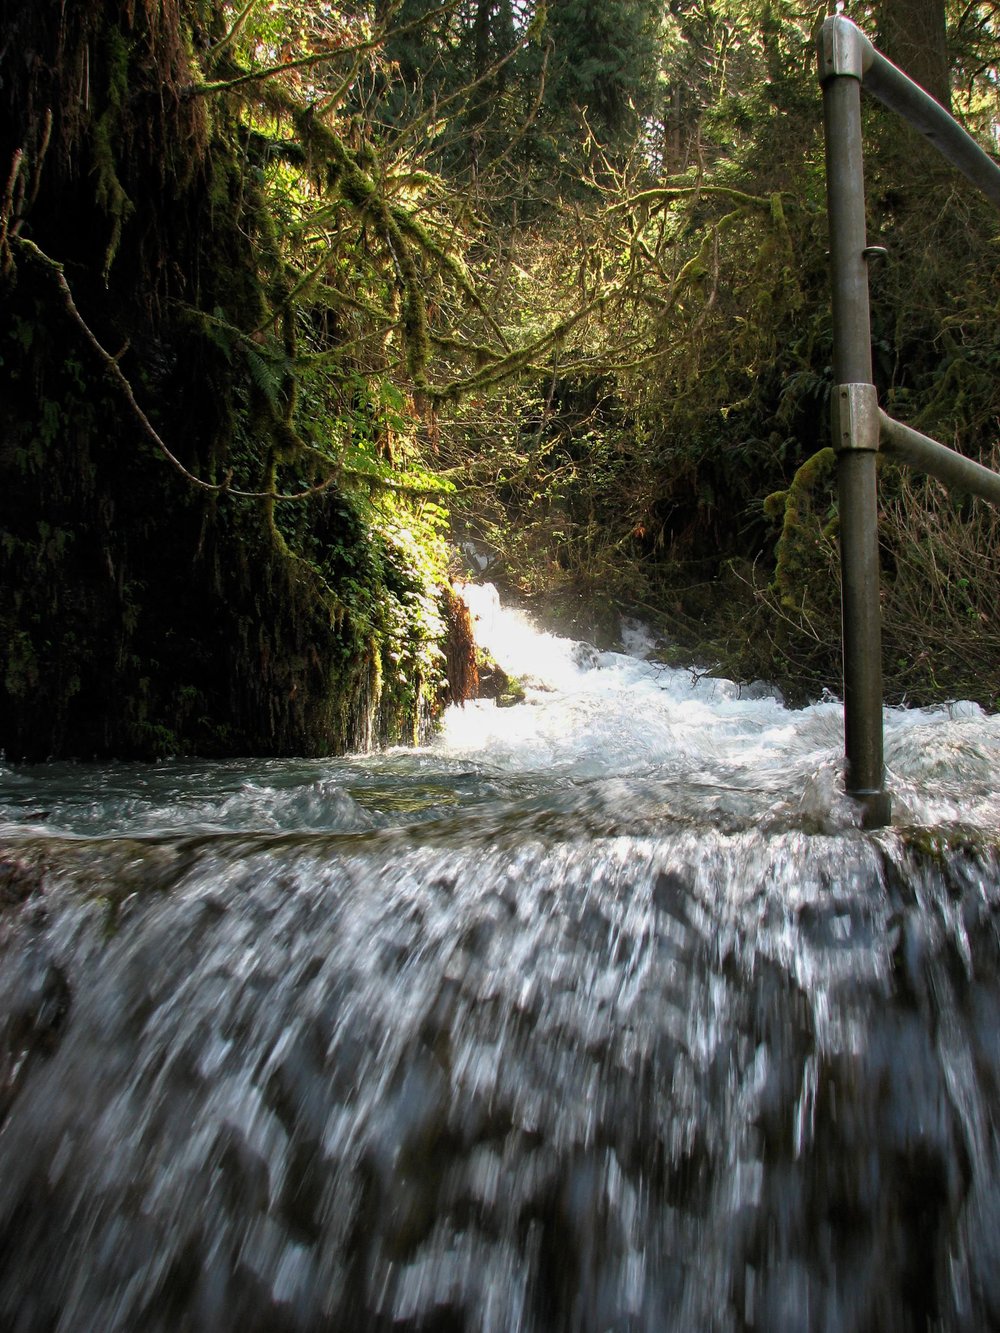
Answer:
top-left (0, 0), bottom-right (448, 762)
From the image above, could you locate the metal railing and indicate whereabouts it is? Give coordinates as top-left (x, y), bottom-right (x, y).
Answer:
top-left (818, 14), bottom-right (1000, 828)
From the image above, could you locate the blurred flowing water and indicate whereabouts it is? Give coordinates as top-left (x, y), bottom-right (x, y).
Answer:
top-left (2, 586), bottom-right (1000, 1331)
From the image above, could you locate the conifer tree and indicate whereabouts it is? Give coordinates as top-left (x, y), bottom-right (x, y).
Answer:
top-left (543, 0), bottom-right (661, 158)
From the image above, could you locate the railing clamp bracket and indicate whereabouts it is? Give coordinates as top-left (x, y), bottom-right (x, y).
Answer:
top-left (831, 382), bottom-right (880, 454)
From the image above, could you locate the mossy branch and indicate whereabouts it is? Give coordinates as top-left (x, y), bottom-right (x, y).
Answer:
top-left (2, 114), bottom-right (53, 274)
top-left (429, 293), bottom-right (610, 404)
top-left (190, 47), bottom-right (372, 97)
top-left (206, 0), bottom-right (265, 60)
top-left (340, 466), bottom-right (454, 496)
top-left (610, 184), bottom-right (792, 216)
top-left (188, 4), bottom-right (458, 98)
top-left (291, 111), bottom-right (433, 386)
top-left (0, 149), bottom-right (24, 274)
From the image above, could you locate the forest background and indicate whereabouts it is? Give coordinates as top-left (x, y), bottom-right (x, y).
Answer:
top-left (2, 0), bottom-right (999, 760)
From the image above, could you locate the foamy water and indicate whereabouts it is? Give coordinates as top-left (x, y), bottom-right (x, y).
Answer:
top-left (1, 588), bottom-right (999, 1331)
top-left (438, 584), bottom-right (1000, 833)
top-left (0, 583), bottom-right (997, 836)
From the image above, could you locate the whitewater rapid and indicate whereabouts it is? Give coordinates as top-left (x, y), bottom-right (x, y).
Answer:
top-left (437, 584), bottom-right (1000, 833)
top-left (0, 583), bottom-right (997, 839)
top-left (1, 586), bottom-right (999, 1331)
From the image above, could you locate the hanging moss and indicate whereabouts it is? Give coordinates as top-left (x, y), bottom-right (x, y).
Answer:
top-left (90, 26), bottom-right (135, 278)
top-left (767, 446), bottom-right (837, 612)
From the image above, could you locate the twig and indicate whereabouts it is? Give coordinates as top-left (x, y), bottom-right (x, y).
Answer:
top-left (15, 236), bottom-right (343, 502)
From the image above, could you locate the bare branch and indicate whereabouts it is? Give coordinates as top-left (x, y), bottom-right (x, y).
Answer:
top-left (15, 236), bottom-right (346, 503)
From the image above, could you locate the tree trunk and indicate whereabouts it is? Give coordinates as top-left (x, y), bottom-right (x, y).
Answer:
top-left (879, 0), bottom-right (950, 109)
top-left (868, 0), bottom-right (952, 202)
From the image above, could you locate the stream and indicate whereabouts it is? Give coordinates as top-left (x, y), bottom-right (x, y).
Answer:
top-left (1, 585), bottom-right (1000, 1331)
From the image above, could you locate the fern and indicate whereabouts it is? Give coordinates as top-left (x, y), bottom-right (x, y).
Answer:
top-left (243, 345), bottom-right (284, 412)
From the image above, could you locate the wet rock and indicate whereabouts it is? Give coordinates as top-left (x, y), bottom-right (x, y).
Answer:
top-left (0, 854), bottom-right (42, 907)
top-left (475, 656), bottom-right (511, 701)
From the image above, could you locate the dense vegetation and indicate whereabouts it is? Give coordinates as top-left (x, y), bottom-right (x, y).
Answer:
top-left (2, 0), bottom-right (999, 758)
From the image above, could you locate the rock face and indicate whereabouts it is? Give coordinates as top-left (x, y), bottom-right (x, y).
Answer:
top-left (443, 584), bottom-right (526, 707)
top-left (474, 655), bottom-right (510, 701)
top-left (0, 0), bottom-right (448, 761)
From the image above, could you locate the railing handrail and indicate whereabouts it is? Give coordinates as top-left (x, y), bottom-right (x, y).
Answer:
top-left (879, 413), bottom-right (1000, 507)
top-left (817, 15), bottom-right (1000, 827)
top-left (820, 16), bottom-right (1000, 208)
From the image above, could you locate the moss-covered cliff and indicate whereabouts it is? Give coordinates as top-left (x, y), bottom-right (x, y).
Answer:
top-left (0, 0), bottom-right (462, 760)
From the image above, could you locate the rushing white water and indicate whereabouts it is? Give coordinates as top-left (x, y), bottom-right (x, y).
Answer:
top-left (1, 583), bottom-right (998, 837)
top-left (442, 583), bottom-right (1000, 832)
top-left (1, 588), bottom-right (999, 1333)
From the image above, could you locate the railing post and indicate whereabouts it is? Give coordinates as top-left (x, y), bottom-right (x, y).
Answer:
top-left (819, 18), bottom-right (891, 828)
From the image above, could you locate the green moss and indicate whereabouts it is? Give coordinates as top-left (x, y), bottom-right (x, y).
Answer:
top-left (899, 826), bottom-right (989, 863)
top-left (91, 28), bottom-right (135, 279)
top-left (497, 677), bottom-right (527, 708)
top-left (4, 631), bottom-right (39, 698)
top-left (768, 446), bottom-right (837, 609)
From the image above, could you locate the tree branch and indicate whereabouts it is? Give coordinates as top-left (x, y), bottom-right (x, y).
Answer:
top-left (15, 237), bottom-right (345, 503)
top-left (188, 3), bottom-right (459, 99)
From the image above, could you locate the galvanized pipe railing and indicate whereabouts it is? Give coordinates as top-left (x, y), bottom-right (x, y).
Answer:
top-left (878, 414), bottom-right (1000, 505)
top-left (818, 15), bottom-right (1000, 827)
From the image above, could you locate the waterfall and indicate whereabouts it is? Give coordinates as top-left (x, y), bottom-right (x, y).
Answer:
top-left (0, 588), bottom-right (999, 1330)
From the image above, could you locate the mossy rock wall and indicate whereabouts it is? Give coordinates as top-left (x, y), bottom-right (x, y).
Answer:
top-left (0, 0), bottom-right (443, 760)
